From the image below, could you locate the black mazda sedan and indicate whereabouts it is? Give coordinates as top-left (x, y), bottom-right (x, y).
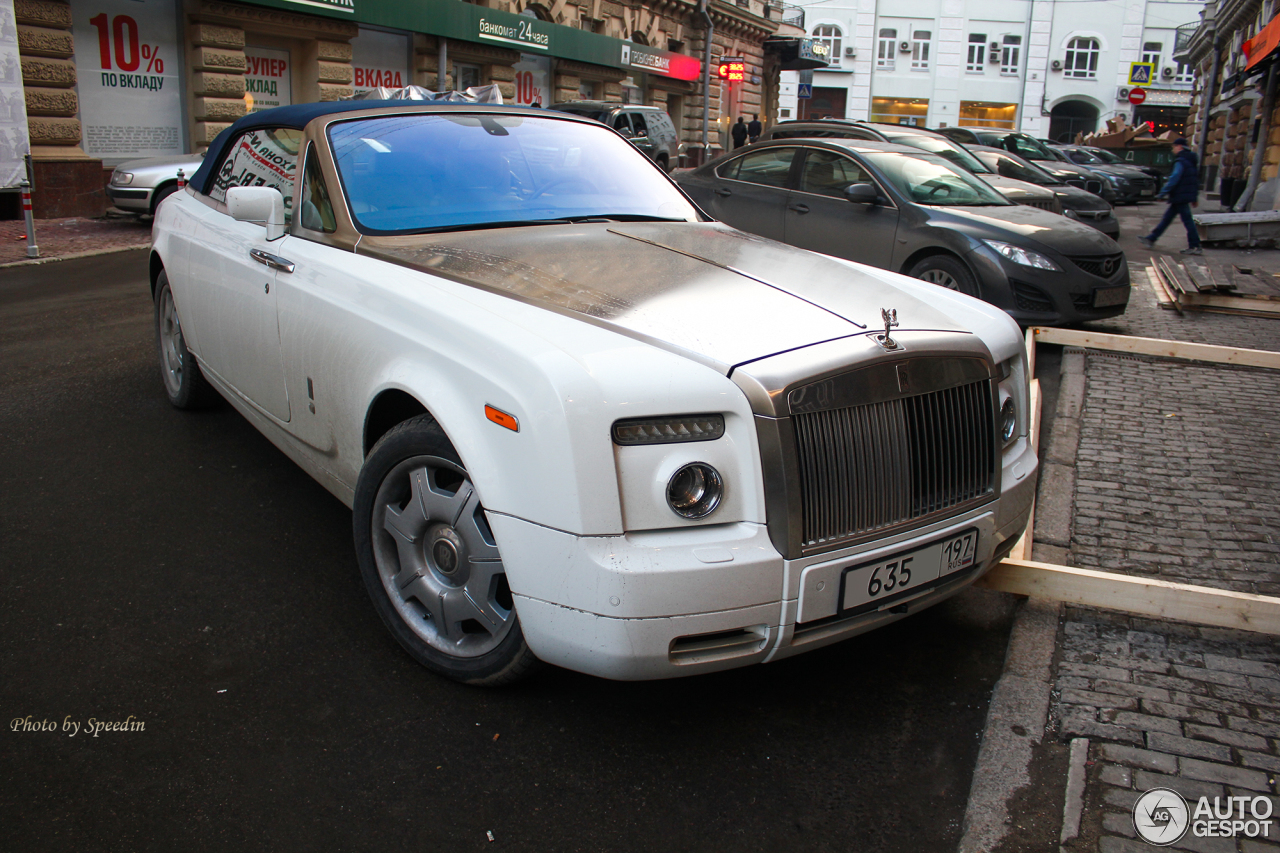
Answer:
top-left (674, 138), bottom-right (1129, 326)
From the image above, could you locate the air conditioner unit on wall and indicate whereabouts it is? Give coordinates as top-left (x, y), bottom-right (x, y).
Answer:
top-left (845, 46), bottom-right (857, 57)
top-left (1117, 87), bottom-right (1130, 100)
top-left (990, 41), bottom-right (1001, 54)
top-left (1162, 66), bottom-right (1175, 79)
top-left (1051, 59), bottom-right (1063, 70)
top-left (900, 40), bottom-right (911, 52)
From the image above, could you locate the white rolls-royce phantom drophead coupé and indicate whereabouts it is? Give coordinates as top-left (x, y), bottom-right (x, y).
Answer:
top-left (151, 101), bottom-right (1037, 685)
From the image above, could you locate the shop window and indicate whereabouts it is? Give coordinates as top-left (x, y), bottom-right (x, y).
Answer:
top-left (870, 97), bottom-right (929, 125)
top-left (455, 63), bottom-right (482, 90)
top-left (1064, 37), bottom-right (1099, 79)
top-left (912, 31), bottom-right (932, 71)
top-left (1001, 35), bottom-right (1021, 75)
top-left (298, 146), bottom-right (336, 234)
top-left (959, 101), bottom-right (1017, 129)
top-left (967, 34), bottom-right (986, 72)
top-left (579, 80), bottom-right (599, 99)
top-left (210, 127), bottom-right (304, 221)
top-left (812, 25), bottom-right (842, 63)
top-left (877, 29), bottom-right (897, 70)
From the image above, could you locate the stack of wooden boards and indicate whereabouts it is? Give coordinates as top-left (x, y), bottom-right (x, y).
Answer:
top-left (1148, 258), bottom-right (1280, 317)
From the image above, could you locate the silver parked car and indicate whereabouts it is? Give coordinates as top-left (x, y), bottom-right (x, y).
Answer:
top-left (107, 153), bottom-right (205, 216)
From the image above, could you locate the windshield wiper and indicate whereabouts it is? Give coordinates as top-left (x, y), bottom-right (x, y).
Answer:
top-left (406, 218), bottom-right (574, 234)
top-left (562, 214), bottom-right (688, 223)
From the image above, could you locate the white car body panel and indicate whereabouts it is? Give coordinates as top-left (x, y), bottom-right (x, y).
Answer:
top-left (149, 106), bottom-right (1037, 681)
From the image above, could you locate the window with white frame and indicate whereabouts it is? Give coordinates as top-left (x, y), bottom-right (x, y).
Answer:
top-left (813, 25), bottom-right (843, 64)
top-left (1141, 41), bottom-right (1161, 75)
top-left (1001, 35), bottom-right (1021, 74)
top-left (1174, 60), bottom-right (1194, 84)
top-left (878, 28), bottom-right (898, 69)
top-left (912, 30), bottom-right (932, 70)
top-left (967, 34), bottom-right (987, 71)
top-left (1064, 37), bottom-right (1099, 78)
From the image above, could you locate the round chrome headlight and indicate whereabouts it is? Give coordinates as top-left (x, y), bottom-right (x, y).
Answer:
top-left (1000, 397), bottom-right (1017, 444)
top-left (667, 463), bottom-right (723, 519)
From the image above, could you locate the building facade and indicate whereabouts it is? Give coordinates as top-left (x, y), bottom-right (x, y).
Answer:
top-left (780, 0), bottom-right (1201, 142)
top-left (1176, 0), bottom-right (1279, 208)
top-left (13, 0), bottom-right (795, 216)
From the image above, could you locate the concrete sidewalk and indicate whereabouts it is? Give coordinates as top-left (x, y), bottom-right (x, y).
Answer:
top-left (964, 203), bottom-right (1280, 853)
top-left (0, 212), bottom-right (151, 267)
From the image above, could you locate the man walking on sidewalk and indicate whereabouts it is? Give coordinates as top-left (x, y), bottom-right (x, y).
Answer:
top-left (1139, 138), bottom-right (1203, 255)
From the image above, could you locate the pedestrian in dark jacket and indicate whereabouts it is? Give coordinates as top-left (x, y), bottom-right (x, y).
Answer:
top-left (747, 114), bottom-right (762, 143)
top-left (731, 117), bottom-right (748, 149)
top-left (1140, 138), bottom-right (1202, 255)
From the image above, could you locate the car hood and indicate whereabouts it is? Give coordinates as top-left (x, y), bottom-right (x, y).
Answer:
top-left (117, 154), bottom-right (204, 172)
top-left (1051, 184), bottom-right (1112, 212)
top-left (359, 222), bottom-right (994, 373)
top-left (927, 204), bottom-right (1119, 255)
top-left (983, 175), bottom-right (1056, 201)
top-left (1036, 160), bottom-right (1099, 180)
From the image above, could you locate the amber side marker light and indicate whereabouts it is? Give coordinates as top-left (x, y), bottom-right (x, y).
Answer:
top-left (485, 405), bottom-right (519, 432)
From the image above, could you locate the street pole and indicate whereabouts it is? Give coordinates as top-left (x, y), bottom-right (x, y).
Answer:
top-left (21, 179), bottom-right (38, 259)
top-left (699, 0), bottom-right (713, 163)
top-left (1235, 57), bottom-right (1277, 211)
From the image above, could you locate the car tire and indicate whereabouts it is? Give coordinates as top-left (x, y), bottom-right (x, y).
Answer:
top-left (150, 183), bottom-right (178, 217)
top-left (908, 255), bottom-right (981, 298)
top-left (353, 415), bottom-right (540, 686)
top-left (154, 271), bottom-right (218, 409)
top-left (656, 153), bottom-right (670, 172)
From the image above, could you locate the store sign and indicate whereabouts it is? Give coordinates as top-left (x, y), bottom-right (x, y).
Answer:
top-left (244, 46), bottom-right (291, 112)
top-left (71, 0), bottom-right (182, 163)
top-left (478, 17), bottom-right (549, 51)
top-left (282, 0), bottom-right (352, 12)
top-left (0, 0), bottom-right (30, 188)
top-left (512, 53), bottom-right (550, 107)
top-left (800, 39), bottom-right (830, 65)
top-left (623, 43), bottom-right (701, 81)
top-left (352, 28), bottom-right (410, 93)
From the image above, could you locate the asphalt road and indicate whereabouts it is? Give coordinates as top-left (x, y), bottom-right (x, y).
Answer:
top-left (0, 249), bottom-right (1017, 852)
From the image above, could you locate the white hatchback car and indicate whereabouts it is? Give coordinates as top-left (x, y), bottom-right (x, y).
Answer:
top-left (151, 101), bottom-right (1037, 685)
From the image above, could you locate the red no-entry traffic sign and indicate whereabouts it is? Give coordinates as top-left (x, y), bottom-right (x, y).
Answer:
top-left (1129, 87), bottom-right (1147, 105)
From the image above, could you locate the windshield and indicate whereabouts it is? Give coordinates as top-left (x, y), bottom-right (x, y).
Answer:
top-left (885, 134), bottom-right (993, 174)
top-left (1088, 148), bottom-right (1125, 165)
top-left (1063, 147), bottom-right (1103, 165)
top-left (865, 152), bottom-right (1011, 206)
top-left (328, 114), bottom-right (699, 234)
top-left (977, 151), bottom-right (1064, 186)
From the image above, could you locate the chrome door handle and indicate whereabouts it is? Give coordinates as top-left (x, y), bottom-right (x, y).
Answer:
top-left (249, 248), bottom-right (295, 274)
top-left (788, 203), bottom-right (810, 214)
top-left (713, 188), bottom-right (732, 197)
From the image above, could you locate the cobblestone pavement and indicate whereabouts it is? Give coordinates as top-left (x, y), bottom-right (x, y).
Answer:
top-left (0, 213), bottom-right (151, 265)
top-left (1041, 206), bottom-right (1280, 852)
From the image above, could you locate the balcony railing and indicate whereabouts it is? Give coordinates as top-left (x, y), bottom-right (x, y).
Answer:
top-left (764, 1), bottom-right (804, 28)
top-left (1174, 21), bottom-right (1201, 56)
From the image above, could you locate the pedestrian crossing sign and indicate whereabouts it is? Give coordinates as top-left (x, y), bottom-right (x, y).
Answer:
top-left (798, 83), bottom-right (813, 99)
top-left (1129, 62), bottom-right (1155, 85)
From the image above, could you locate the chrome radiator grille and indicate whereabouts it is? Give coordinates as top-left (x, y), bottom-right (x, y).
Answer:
top-left (792, 380), bottom-right (996, 550)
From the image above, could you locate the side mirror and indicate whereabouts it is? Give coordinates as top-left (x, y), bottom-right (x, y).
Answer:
top-left (844, 182), bottom-right (880, 205)
top-left (226, 186), bottom-right (286, 241)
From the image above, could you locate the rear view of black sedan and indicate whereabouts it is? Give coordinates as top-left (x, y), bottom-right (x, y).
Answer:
top-left (674, 139), bottom-right (1129, 326)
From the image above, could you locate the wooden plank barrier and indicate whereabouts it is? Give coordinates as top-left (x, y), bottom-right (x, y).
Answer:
top-left (1029, 327), bottom-right (1280, 370)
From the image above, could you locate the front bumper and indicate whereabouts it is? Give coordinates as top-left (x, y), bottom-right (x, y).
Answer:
top-left (491, 441), bottom-right (1037, 680)
top-left (965, 245), bottom-right (1130, 326)
top-left (106, 185), bottom-right (153, 213)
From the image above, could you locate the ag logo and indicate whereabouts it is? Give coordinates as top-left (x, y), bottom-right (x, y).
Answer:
top-left (1133, 787), bottom-right (1190, 845)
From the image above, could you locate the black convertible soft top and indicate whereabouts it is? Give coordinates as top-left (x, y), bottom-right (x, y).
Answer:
top-left (188, 101), bottom-right (549, 195)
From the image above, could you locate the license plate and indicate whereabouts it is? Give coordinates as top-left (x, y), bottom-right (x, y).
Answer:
top-left (1141, 189), bottom-right (1155, 196)
top-left (1093, 285), bottom-right (1129, 307)
top-left (840, 529), bottom-right (979, 613)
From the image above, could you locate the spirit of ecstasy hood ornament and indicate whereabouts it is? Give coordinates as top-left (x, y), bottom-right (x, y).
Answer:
top-left (877, 308), bottom-right (900, 350)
